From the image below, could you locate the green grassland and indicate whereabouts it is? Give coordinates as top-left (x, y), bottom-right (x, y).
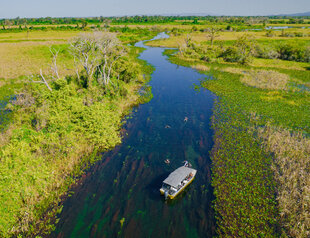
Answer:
top-left (162, 25), bottom-right (310, 236)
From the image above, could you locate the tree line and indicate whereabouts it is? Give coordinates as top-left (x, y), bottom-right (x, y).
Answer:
top-left (1, 15), bottom-right (309, 27)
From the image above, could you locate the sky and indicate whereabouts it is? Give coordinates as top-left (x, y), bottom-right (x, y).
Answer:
top-left (1, 0), bottom-right (310, 18)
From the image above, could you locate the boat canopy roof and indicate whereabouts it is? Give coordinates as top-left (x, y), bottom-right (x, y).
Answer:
top-left (163, 166), bottom-right (197, 188)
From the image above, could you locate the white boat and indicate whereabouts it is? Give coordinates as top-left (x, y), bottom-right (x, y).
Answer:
top-left (160, 162), bottom-right (197, 200)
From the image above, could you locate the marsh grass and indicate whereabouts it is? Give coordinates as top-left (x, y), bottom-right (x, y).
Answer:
top-left (258, 125), bottom-right (310, 237)
top-left (0, 43), bottom-right (75, 79)
top-left (250, 58), bottom-right (310, 71)
top-left (163, 48), bottom-right (310, 236)
top-left (220, 67), bottom-right (245, 74)
top-left (241, 70), bottom-right (290, 90)
top-left (192, 64), bottom-right (210, 72)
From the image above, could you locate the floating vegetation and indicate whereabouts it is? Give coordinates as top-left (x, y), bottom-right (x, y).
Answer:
top-left (120, 217), bottom-right (125, 229)
top-left (211, 101), bottom-right (277, 237)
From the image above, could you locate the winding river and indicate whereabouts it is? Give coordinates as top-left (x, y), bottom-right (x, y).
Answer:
top-left (53, 33), bottom-right (216, 238)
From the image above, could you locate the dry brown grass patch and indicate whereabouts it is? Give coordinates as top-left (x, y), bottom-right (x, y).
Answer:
top-left (0, 42), bottom-right (74, 79)
top-left (192, 64), bottom-right (210, 72)
top-left (258, 125), bottom-right (310, 237)
top-left (221, 67), bottom-right (245, 75)
top-left (241, 70), bottom-right (289, 90)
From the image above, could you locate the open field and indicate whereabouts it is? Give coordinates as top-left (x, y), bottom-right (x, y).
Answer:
top-left (146, 28), bottom-right (310, 48)
top-left (0, 31), bottom-right (82, 81)
top-left (0, 42), bottom-right (74, 80)
top-left (0, 28), bottom-right (158, 81)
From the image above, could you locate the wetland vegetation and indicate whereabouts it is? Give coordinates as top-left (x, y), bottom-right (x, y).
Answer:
top-left (0, 15), bottom-right (309, 237)
top-left (160, 19), bottom-right (309, 236)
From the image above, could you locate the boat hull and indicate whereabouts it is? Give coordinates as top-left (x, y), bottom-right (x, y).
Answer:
top-left (160, 176), bottom-right (195, 199)
top-left (168, 176), bottom-right (195, 199)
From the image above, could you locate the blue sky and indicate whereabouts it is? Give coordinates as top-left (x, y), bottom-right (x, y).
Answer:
top-left (1, 0), bottom-right (310, 18)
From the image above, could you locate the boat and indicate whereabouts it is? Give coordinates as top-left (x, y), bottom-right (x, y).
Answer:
top-left (160, 162), bottom-right (197, 200)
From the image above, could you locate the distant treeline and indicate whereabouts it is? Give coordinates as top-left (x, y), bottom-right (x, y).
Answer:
top-left (1, 15), bottom-right (309, 26)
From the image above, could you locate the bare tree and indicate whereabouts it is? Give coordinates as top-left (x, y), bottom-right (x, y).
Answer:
top-left (206, 27), bottom-right (220, 46)
top-left (70, 32), bottom-right (126, 87)
top-left (70, 33), bottom-right (100, 83)
top-left (49, 47), bottom-right (60, 79)
top-left (96, 33), bottom-right (126, 86)
top-left (29, 69), bottom-right (52, 91)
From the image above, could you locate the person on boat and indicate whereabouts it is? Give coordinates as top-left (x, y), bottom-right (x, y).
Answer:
top-left (183, 161), bottom-right (192, 167)
top-left (164, 159), bottom-right (170, 164)
top-left (184, 117), bottom-right (188, 122)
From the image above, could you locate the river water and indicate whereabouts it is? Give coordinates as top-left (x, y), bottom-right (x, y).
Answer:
top-left (53, 33), bottom-right (216, 238)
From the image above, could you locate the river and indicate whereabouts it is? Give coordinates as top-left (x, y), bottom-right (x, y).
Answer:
top-left (53, 32), bottom-right (217, 238)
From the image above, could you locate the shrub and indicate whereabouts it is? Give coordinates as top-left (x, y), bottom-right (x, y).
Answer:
top-left (198, 46), bottom-right (221, 62)
top-left (255, 45), bottom-right (279, 59)
top-left (276, 43), bottom-right (305, 62)
top-left (221, 46), bottom-right (240, 62)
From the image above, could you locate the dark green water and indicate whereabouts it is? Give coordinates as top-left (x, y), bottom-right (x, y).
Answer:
top-left (53, 33), bottom-right (216, 238)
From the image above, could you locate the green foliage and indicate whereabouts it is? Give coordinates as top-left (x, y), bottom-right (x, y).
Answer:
top-left (254, 41), bottom-right (310, 62)
top-left (110, 27), bottom-right (159, 44)
top-left (1, 16), bottom-right (309, 27)
top-left (276, 43), bottom-right (310, 62)
top-left (180, 35), bottom-right (256, 64)
top-left (0, 38), bottom-right (153, 237)
top-left (221, 46), bottom-right (240, 62)
top-left (165, 50), bottom-right (310, 236)
top-left (211, 101), bottom-right (277, 237)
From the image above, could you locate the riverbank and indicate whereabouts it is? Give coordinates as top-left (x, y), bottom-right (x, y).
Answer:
top-left (0, 31), bottom-right (156, 237)
top-left (163, 45), bottom-right (310, 236)
top-left (52, 32), bottom-right (216, 238)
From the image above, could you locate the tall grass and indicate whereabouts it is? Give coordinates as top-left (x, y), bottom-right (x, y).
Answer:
top-left (258, 125), bottom-right (310, 237)
top-left (241, 70), bottom-right (290, 90)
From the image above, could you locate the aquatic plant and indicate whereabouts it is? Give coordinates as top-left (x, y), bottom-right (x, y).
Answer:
top-left (211, 101), bottom-right (277, 237)
top-left (164, 48), bottom-right (310, 236)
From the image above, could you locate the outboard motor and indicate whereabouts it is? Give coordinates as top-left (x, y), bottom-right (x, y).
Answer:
top-left (164, 190), bottom-right (169, 200)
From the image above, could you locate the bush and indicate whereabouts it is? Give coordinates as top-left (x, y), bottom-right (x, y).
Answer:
top-left (255, 45), bottom-right (279, 59)
top-left (221, 46), bottom-right (240, 62)
top-left (276, 43), bottom-right (306, 62)
top-left (196, 46), bottom-right (221, 62)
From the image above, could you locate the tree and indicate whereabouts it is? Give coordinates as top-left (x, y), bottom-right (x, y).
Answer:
top-left (70, 32), bottom-right (126, 88)
top-left (49, 47), bottom-right (60, 79)
top-left (81, 20), bottom-right (88, 29)
top-left (206, 27), bottom-right (220, 46)
top-left (29, 69), bottom-right (52, 91)
top-left (234, 34), bottom-right (256, 64)
top-left (96, 33), bottom-right (126, 86)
